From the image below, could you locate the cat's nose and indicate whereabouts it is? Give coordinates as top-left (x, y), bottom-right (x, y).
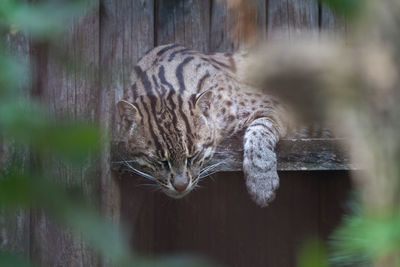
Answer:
top-left (172, 179), bottom-right (189, 192)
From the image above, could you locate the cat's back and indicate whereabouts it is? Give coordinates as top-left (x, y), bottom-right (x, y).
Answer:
top-left (129, 44), bottom-right (241, 98)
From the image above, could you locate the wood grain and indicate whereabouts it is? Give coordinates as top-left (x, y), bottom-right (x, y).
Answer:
top-left (112, 138), bottom-right (356, 172)
top-left (156, 0), bottom-right (210, 51)
top-left (210, 0), bottom-right (266, 52)
top-left (29, 4), bottom-right (100, 267)
top-left (99, 1), bottom-right (154, 265)
top-left (320, 3), bottom-right (346, 38)
top-left (267, 0), bottom-right (318, 40)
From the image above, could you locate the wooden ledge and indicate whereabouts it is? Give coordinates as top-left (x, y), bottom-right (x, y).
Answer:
top-left (111, 138), bottom-right (356, 173)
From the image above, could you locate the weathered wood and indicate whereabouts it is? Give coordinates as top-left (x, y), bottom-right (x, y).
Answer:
top-left (213, 138), bottom-right (356, 171)
top-left (210, 0), bottom-right (266, 52)
top-left (0, 28), bottom-right (31, 258)
top-left (156, 0), bottom-right (210, 51)
top-left (267, 0), bottom-right (318, 40)
top-left (112, 138), bottom-right (356, 172)
top-left (99, 1), bottom-right (154, 265)
top-left (29, 4), bottom-right (100, 267)
top-left (320, 3), bottom-right (346, 38)
top-left (99, 0), bottom-right (155, 219)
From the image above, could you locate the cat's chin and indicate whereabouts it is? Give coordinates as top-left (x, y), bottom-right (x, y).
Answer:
top-left (163, 190), bottom-right (191, 199)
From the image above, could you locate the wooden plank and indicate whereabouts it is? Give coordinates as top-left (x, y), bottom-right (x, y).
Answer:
top-left (0, 27), bottom-right (31, 258)
top-left (99, 0), bottom-right (155, 220)
top-left (112, 138), bottom-right (355, 173)
top-left (156, 0), bottom-right (211, 51)
top-left (29, 4), bottom-right (100, 267)
top-left (99, 1), bottom-right (154, 265)
top-left (210, 0), bottom-right (266, 52)
top-left (320, 3), bottom-right (346, 38)
top-left (267, 0), bottom-right (318, 40)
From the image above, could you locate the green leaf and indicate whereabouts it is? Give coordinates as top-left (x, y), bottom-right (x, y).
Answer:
top-left (0, 251), bottom-right (35, 267)
top-left (0, 101), bottom-right (102, 163)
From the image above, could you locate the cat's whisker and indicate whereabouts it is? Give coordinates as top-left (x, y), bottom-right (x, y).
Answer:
top-left (198, 170), bottom-right (222, 179)
top-left (198, 161), bottom-right (226, 179)
top-left (136, 183), bottom-right (159, 188)
top-left (150, 187), bottom-right (162, 193)
top-left (122, 159), bottom-right (156, 181)
top-left (199, 163), bottom-right (222, 174)
top-left (112, 160), bottom-right (137, 164)
top-left (194, 184), bottom-right (204, 189)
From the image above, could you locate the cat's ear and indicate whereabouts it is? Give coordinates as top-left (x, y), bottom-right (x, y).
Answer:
top-left (194, 90), bottom-right (212, 113)
top-left (117, 100), bottom-right (139, 123)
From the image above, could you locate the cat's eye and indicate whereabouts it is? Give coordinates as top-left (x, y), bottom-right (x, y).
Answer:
top-left (161, 160), bottom-right (170, 170)
top-left (187, 156), bottom-right (194, 166)
top-left (187, 152), bottom-right (200, 166)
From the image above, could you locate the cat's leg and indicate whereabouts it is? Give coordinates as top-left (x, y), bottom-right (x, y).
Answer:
top-left (243, 117), bottom-right (282, 207)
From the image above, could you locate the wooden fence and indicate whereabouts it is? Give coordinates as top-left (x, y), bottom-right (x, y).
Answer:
top-left (1, 0), bottom-right (350, 266)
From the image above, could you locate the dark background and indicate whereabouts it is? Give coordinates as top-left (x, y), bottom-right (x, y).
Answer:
top-left (121, 171), bottom-right (352, 267)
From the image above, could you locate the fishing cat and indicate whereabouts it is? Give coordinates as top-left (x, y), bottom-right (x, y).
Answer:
top-left (117, 44), bottom-right (287, 207)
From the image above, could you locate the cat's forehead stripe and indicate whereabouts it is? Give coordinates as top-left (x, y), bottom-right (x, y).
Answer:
top-left (176, 56), bottom-right (194, 93)
top-left (140, 97), bottom-right (163, 153)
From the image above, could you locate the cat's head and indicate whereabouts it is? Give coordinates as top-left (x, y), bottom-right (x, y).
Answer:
top-left (117, 90), bottom-right (215, 198)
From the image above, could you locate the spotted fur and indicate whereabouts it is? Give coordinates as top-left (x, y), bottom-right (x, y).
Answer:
top-left (117, 44), bottom-right (287, 206)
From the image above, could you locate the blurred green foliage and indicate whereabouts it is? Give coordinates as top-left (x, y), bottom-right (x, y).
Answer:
top-left (0, 1), bottom-right (212, 266)
top-left (0, 101), bottom-right (101, 163)
top-left (330, 201), bottom-right (400, 267)
top-left (297, 238), bottom-right (329, 267)
top-left (322, 0), bottom-right (363, 17)
top-left (0, 251), bottom-right (33, 267)
top-left (0, 0), bottom-right (90, 38)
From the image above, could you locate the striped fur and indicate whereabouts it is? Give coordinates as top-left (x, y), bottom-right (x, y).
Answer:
top-left (117, 44), bottom-right (287, 206)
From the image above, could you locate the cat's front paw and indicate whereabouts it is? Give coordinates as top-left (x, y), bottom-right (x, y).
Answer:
top-left (243, 150), bottom-right (279, 207)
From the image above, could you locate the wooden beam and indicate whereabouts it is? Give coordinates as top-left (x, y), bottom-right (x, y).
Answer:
top-left (112, 137), bottom-right (356, 173)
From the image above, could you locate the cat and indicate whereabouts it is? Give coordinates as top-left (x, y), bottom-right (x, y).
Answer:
top-left (117, 43), bottom-right (287, 207)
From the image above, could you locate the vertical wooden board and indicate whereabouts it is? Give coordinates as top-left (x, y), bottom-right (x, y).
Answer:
top-left (267, 0), bottom-right (318, 40)
top-left (99, 1), bottom-right (154, 265)
top-left (29, 4), bottom-right (100, 267)
top-left (0, 30), bottom-right (31, 258)
top-left (210, 0), bottom-right (266, 52)
top-left (320, 3), bottom-right (346, 38)
top-left (0, 209), bottom-right (30, 255)
top-left (100, 0), bottom-right (154, 96)
top-left (156, 0), bottom-right (211, 51)
top-left (99, 0), bottom-right (154, 215)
